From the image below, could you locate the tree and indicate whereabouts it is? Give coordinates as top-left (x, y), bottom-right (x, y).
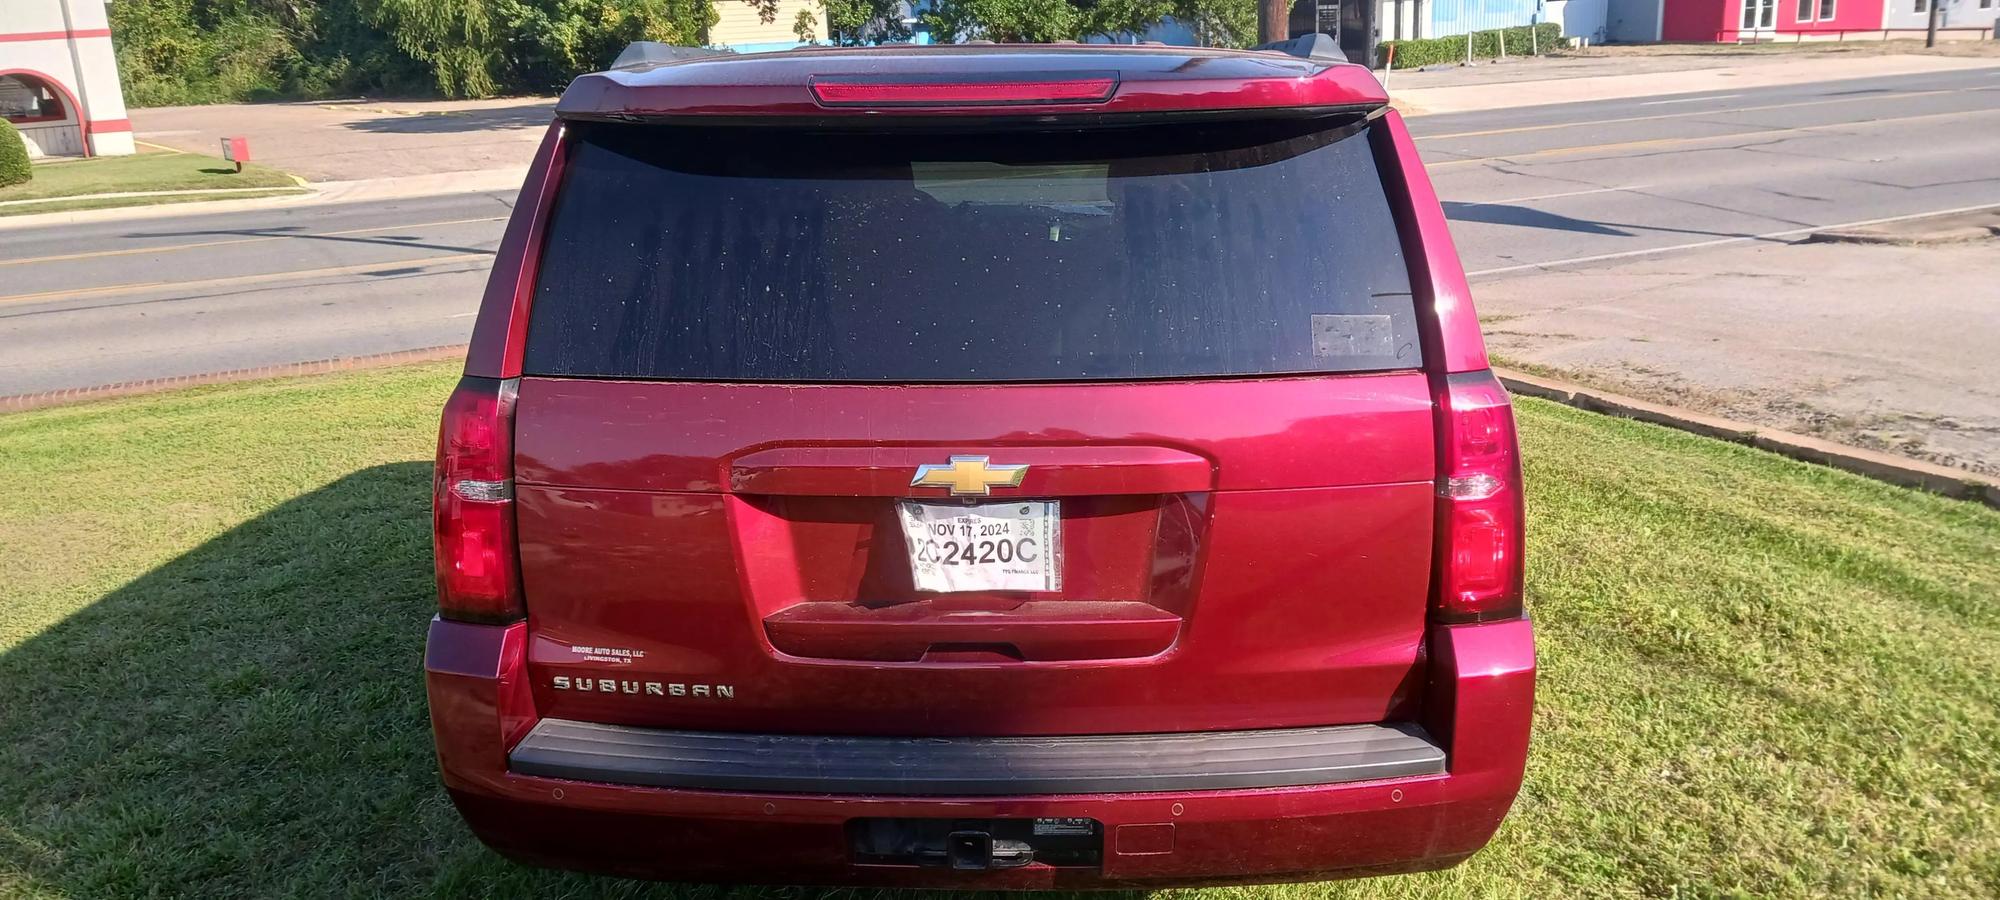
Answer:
top-left (925, 0), bottom-right (1255, 47)
top-left (356, 0), bottom-right (717, 97)
top-left (361, 0), bottom-right (502, 97)
top-left (498, 0), bottom-right (716, 92)
top-left (819, 0), bottom-right (909, 43)
top-left (925, 0), bottom-right (1078, 42)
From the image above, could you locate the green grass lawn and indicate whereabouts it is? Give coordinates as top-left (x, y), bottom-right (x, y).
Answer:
top-left (1, 363), bottom-right (1996, 899)
top-left (0, 151), bottom-right (303, 214)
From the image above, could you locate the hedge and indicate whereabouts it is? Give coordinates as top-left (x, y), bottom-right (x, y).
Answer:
top-left (1378, 22), bottom-right (1564, 69)
top-left (0, 120), bottom-right (31, 189)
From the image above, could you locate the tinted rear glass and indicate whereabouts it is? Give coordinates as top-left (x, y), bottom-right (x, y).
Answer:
top-left (525, 118), bottom-right (1419, 382)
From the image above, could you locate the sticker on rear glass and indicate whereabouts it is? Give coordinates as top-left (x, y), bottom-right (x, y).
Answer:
top-left (1312, 314), bottom-right (1395, 358)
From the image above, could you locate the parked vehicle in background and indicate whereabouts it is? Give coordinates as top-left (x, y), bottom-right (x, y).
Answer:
top-left (427, 38), bottom-right (1534, 888)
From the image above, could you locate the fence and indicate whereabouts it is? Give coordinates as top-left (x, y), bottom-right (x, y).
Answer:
top-left (1378, 22), bottom-right (1565, 69)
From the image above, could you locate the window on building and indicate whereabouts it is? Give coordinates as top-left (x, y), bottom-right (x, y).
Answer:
top-left (1914, 0), bottom-right (1927, 12)
top-left (1818, 0), bottom-right (1835, 18)
top-left (1797, 0), bottom-right (1814, 19)
top-left (0, 75), bottom-right (66, 124)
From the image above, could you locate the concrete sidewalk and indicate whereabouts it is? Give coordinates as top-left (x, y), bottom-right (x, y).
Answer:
top-left (1475, 228), bottom-right (2000, 477)
top-left (1391, 51), bottom-right (2000, 115)
top-left (1383, 36), bottom-right (2000, 91)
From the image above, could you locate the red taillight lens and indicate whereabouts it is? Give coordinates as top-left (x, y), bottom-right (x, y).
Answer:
top-left (1434, 370), bottom-right (1525, 623)
top-left (810, 74), bottom-right (1118, 107)
top-left (433, 375), bottom-right (523, 623)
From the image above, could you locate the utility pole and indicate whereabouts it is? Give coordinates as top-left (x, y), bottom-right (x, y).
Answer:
top-left (1260, 0), bottom-right (1289, 43)
top-left (1924, 0), bottom-right (1941, 47)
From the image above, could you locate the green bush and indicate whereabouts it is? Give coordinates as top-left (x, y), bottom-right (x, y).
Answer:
top-left (1379, 22), bottom-right (1563, 70)
top-left (0, 120), bottom-right (31, 189)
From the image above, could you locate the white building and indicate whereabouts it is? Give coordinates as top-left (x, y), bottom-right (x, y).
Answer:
top-left (1883, 0), bottom-right (1997, 33)
top-left (708, 0), bottom-right (830, 52)
top-left (0, 0), bottom-right (134, 157)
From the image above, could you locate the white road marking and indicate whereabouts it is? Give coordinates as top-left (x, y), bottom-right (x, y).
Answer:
top-left (1640, 94), bottom-right (1743, 105)
top-left (1418, 86), bottom-right (1964, 141)
top-left (0, 253), bottom-right (491, 306)
top-left (0, 215), bottom-right (506, 268)
top-left (1429, 104), bottom-right (2000, 170)
top-left (1465, 201), bottom-right (2000, 279)
top-left (1452, 184), bottom-right (1655, 207)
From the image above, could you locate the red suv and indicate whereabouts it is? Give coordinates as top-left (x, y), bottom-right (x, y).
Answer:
top-left (427, 38), bottom-right (1532, 888)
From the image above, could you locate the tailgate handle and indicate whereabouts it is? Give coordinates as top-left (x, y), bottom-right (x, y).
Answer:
top-left (729, 445), bottom-right (1212, 497)
top-left (764, 600), bottom-right (1181, 662)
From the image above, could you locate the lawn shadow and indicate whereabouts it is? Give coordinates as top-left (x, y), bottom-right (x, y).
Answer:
top-left (0, 462), bottom-right (1163, 900)
top-left (0, 462), bottom-right (473, 897)
top-left (341, 103), bottom-right (557, 136)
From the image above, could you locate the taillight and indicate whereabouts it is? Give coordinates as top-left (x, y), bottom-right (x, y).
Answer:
top-left (810, 73), bottom-right (1119, 107)
top-left (433, 375), bottom-right (523, 623)
top-left (1434, 370), bottom-right (1525, 623)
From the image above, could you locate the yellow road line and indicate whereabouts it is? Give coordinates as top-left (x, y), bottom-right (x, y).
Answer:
top-left (1417, 87), bottom-right (1962, 141)
top-left (1428, 105), bottom-right (2000, 170)
top-left (132, 139), bottom-right (188, 154)
top-left (0, 253), bottom-right (491, 307)
top-left (0, 215), bottom-right (506, 268)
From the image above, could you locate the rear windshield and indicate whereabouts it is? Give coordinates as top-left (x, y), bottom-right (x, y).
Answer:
top-left (524, 118), bottom-right (1420, 382)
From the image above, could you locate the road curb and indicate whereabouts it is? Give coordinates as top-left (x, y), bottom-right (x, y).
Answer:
top-left (1807, 208), bottom-right (2000, 246)
top-left (0, 346), bottom-right (467, 415)
top-left (1496, 367), bottom-right (2000, 509)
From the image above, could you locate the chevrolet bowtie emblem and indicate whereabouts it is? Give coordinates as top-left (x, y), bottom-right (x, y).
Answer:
top-left (910, 455), bottom-right (1029, 497)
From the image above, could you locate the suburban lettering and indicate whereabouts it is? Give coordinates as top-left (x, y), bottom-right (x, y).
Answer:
top-left (548, 676), bottom-right (735, 700)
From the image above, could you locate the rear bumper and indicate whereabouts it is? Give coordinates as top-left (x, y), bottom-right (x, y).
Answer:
top-left (425, 616), bottom-right (1535, 888)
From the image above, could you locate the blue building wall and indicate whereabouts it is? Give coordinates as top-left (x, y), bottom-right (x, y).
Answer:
top-left (1082, 18), bottom-right (1200, 44)
top-left (1428, 0), bottom-right (1543, 35)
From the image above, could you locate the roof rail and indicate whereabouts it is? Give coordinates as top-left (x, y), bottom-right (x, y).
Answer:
top-left (1251, 33), bottom-right (1344, 63)
top-left (611, 42), bottom-right (733, 71)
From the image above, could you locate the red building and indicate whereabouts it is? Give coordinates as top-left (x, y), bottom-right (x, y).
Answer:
top-left (1659, 0), bottom-right (1885, 41)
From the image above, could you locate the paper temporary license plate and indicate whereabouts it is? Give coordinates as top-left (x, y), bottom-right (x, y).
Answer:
top-left (897, 500), bottom-right (1062, 593)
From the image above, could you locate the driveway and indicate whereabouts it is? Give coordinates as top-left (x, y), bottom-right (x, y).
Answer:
top-left (128, 98), bottom-right (555, 182)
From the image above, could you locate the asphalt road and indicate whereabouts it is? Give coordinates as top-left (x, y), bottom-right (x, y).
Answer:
top-left (3, 65), bottom-right (1997, 397)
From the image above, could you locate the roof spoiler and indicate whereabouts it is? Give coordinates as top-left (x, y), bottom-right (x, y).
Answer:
top-left (1252, 33), bottom-right (1345, 64)
top-left (611, 42), bottom-right (733, 71)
